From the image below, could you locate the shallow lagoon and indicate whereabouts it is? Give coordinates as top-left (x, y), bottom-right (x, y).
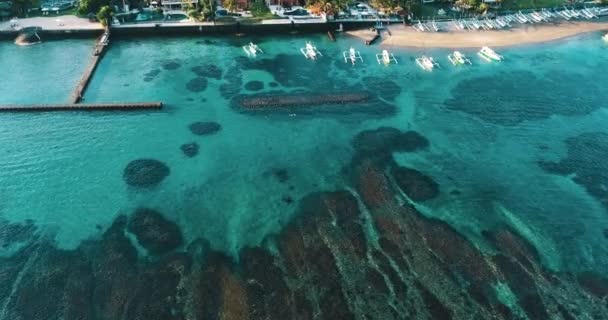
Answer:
top-left (0, 33), bottom-right (607, 319)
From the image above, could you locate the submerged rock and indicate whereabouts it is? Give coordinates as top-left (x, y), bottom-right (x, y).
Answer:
top-left (127, 208), bottom-right (183, 255)
top-left (161, 61), bottom-right (181, 70)
top-left (186, 77), bottom-right (208, 92)
top-left (123, 159), bottom-right (170, 188)
top-left (180, 142), bottom-right (199, 158)
top-left (391, 166), bottom-right (439, 201)
top-left (245, 80), bottom-right (264, 91)
top-left (189, 121), bottom-right (221, 136)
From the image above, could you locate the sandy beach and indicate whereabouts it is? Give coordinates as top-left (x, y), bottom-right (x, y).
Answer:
top-left (0, 16), bottom-right (102, 32)
top-left (348, 21), bottom-right (608, 48)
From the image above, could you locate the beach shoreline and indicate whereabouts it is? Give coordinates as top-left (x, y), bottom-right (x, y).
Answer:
top-left (347, 21), bottom-right (608, 49)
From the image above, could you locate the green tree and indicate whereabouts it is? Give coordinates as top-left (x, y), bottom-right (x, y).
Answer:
top-left (306, 0), bottom-right (349, 16)
top-left (250, 0), bottom-right (270, 17)
top-left (370, 0), bottom-right (401, 14)
top-left (478, 2), bottom-right (488, 12)
top-left (78, 0), bottom-right (110, 15)
top-left (199, 0), bottom-right (216, 20)
top-left (12, 0), bottom-right (40, 17)
top-left (223, 0), bottom-right (236, 12)
top-left (97, 5), bottom-right (113, 26)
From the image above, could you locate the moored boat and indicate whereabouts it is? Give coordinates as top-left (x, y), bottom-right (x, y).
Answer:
top-left (478, 46), bottom-right (503, 62)
top-left (448, 51), bottom-right (472, 66)
top-left (416, 55), bottom-right (439, 71)
top-left (300, 42), bottom-right (322, 60)
top-left (243, 42), bottom-right (263, 57)
top-left (376, 50), bottom-right (397, 65)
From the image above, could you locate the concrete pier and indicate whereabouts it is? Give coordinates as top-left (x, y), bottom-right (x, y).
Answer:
top-left (70, 29), bottom-right (110, 104)
top-left (0, 102), bottom-right (162, 112)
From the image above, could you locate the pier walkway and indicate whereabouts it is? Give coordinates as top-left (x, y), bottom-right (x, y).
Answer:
top-left (70, 28), bottom-right (110, 104)
top-left (0, 102), bottom-right (162, 112)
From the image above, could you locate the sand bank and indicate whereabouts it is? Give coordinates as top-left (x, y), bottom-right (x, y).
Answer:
top-left (347, 21), bottom-right (608, 48)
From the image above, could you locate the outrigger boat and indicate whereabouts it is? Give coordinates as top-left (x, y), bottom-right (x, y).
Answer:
top-left (603, 33), bottom-right (608, 42)
top-left (343, 47), bottom-right (363, 65)
top-left (448, 51), bottom-right (471, 66)
top-left (243, 42), bottom-right (263, 57)
top-left (478, 46), bottom-right (503, 62)
top-left (415, 55), bottom-right (439, 71)
top-left (376, 49), bottom-right (398, 65)
top-left (300, 42), bottom-right (322, 60)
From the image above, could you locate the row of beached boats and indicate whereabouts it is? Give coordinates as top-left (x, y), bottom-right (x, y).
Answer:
top-left (416, 47), bottom-right (503, 71)
top-left (438, 6), bottom-right (607, 32)
top-left (246, 41), bottom-right (504, 71)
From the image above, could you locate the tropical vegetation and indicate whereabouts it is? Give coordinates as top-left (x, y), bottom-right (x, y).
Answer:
top-left (96, 5), bottom-right (113, 26)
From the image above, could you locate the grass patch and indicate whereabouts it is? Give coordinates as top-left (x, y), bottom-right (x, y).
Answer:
top-left (500, 0), bottom-right (568, 10)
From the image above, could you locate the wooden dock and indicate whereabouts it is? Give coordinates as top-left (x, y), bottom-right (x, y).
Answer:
top-left (70, 29), bottom-right (110, 104)
top-left (0, 102), bottom-right (162, 112)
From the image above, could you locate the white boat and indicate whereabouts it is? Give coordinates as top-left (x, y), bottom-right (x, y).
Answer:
top-left (603, 33), bottom-right (608, 42)
top-left (530, 12), bottom-right (545, 22)
top-left (583, 8), bottom-right (597, 18)
top-left (431, 20), bottom-right (440, 32)
top-left (300, 42), bottom-right (322, 60)
top-left (448, 51), bottom-right (471, 66)
top-left (557, 10), bottom-right (571, 19)
top-left (376, 49), bottom-right (397, 65)
top-left (243, 42), bottom-right (263, 57)
top-left (478, 46), bottom-right (503, 62)
top-left (343, 47), bottom-right (363, 65)
top-left (415, 55), bottom-right (439, 71)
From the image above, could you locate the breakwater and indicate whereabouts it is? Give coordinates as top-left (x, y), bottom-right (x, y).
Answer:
top-left (236, 92), bottom-right (370, 109)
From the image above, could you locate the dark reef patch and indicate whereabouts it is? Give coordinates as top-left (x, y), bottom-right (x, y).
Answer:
top-left (577, 272), bottom-right (608, 298)
top-left (443, 70), bottom-right (603, 125)
top-left (123, 159), bottom-right (170, 188)
top-left (143, 69), bottom-right (161, 82)
top-left (352, 127), bottom-right (429, 160)
top-left (191, 65), bottom-right (222, 79)
top-left (189, 121), bottom-right (221, 136)
top-left (245, 80), bottom-right (264, 91)
top-left (392, 166), bottom-right (439, 201)
top-left (186, 77), bottom-right (208, 92)
top-left (272, 168), bottom-right (289, 183)
top-left (539, 132), bottom-right (608, 210)
top-left (161, 61), bottom-right (181, 70)
top-left (282, 195), bottom-right (294, 204)
top-left (235, 54), bottom-right (335, 91)
top-left (219, 66), bottom-right (243, 100)
top-left (362, 76), bottom-right (402, 101)
top-left (180, 142), bottom-right (199, 157)
top-left (127, 208), bottom-right (183, 255)
top-left (0, 219), bottom-right (36, 248)
top-left (144, 69), bottom-right (161, 77)
top-left (604, 228), bottom-right (608, 239)
top-left (269, 81), bottom-right (279, 88)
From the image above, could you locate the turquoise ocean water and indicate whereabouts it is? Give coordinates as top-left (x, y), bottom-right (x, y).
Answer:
top-left (0, 32), bottom-right (607, 319)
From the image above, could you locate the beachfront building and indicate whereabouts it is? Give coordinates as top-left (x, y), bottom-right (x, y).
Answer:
top-left (161, 0), bottom-right (198, 10)
top-left (265, 0), bottom-right (303, 8)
